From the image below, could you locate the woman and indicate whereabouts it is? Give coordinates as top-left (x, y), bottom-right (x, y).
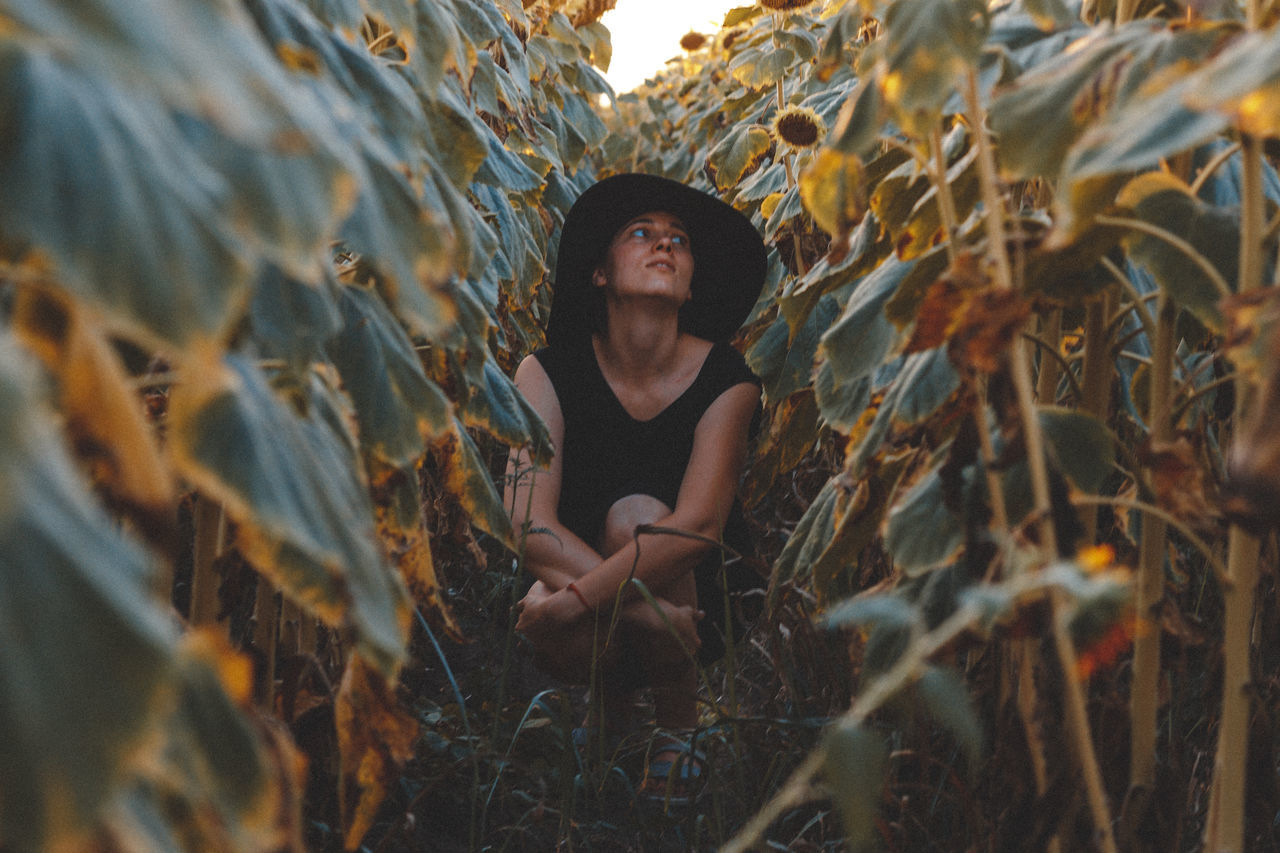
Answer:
top-left (506, 172), bottom-right (767, 794)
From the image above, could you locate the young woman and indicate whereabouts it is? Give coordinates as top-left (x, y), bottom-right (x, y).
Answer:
top-left (505, 173), bottom-right (768, 795)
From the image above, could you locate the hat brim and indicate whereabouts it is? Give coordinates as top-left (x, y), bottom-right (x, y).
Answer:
top-left (547, 173), bottom-right (768, 346)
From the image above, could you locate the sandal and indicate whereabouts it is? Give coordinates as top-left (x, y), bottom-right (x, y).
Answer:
top-left (639, 735), bottom-right (705, 806)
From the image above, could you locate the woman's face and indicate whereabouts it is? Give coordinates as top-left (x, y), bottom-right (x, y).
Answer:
top-left (593, 210), bottom-right (694, 307)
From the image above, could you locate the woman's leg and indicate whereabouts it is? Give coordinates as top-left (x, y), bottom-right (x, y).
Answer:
top-left (598, 496), bottom-right (700, 731)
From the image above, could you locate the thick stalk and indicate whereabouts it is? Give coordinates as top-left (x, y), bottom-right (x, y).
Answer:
top-left (966, 68), bottom-right (1117, 852)
top-left (252, 576), bottom-right (279, 709)
top-left (1036, 309), bottom-right (1063, 404)
top-left (1126, 297), bottom-right (1174, 817)
top-left (1116, 0), bottom-right (1140, 22)
top-left (1078, 290), bottom-right (1115, 544)
top-left (931, 124), bottom-right (961, 267)
top-left (190, 494), bottom-right (227, 628)
top-left (1204, 131), bottom-right (1264, 853)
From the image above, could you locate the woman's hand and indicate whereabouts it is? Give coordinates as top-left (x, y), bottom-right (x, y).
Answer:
top-left (515, 580), bottom-right (586, 639)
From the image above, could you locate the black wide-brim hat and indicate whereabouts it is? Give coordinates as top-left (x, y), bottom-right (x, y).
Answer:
top-left (546, 173), bottom-right (768, 347)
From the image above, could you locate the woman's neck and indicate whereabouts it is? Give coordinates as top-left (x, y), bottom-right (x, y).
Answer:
top-left (594, 309), bottom-right (683, 381)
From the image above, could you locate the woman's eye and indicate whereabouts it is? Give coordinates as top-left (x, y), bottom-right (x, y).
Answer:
top-left (671, 234), bottom-right (689, 246)
top-left (629, 227), bottom-right (650, 239)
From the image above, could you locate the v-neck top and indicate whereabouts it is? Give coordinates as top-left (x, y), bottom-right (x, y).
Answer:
top-left (533, 334), bottom-right (761, 553)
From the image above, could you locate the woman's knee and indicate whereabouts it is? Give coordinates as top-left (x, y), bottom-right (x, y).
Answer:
top-left (599, 494), bottom-right (672, 556)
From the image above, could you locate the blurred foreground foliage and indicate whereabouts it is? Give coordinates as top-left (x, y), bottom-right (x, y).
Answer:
top-left (6, 0), bottom-right (1280, 850)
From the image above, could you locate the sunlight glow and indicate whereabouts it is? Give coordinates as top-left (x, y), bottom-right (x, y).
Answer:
top-left (598, 0), bottom-right (745, 94)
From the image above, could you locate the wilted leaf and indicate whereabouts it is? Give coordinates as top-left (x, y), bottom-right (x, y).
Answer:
top-left (375, 479), bottom-right (463, 641)
top-left (800, 148), bottom-right (866, 240)
top-left (168, 352), bottom-right (411, 675)
top-left (901, 253), bottom-right (985, 354)
top-left (769, 477), bottom-right (839, 605)
top-left (1139, 435), bottom-right (1221, 531)
top-left (947, 288), bottom-right (1032, 374)
top-left (896, 147), bottom-right (980, 261)
top-left (812, 449), bottom-right (914, 605)
top-left (821, 720), bottom-right (888, 853)
top-left (744, 390), bottom-right (823, 509)
top-left (0, 334), bottom-right (176, 853)
top-left (336, 655), bottom-right (418, 851)
top-left (12, 285), bottom-right (176, 545)
top-left (705, 123), bottom-right (774, 190)
top-left (432, 417), bottom-right (515, 547)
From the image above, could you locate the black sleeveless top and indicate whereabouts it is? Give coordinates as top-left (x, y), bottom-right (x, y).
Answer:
top-left (533, 335), bottom-right (760, 565)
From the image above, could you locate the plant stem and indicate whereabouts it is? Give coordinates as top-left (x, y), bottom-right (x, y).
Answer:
top-left (1035, 309), bottom-right (1063, 404)
top-left (1204, 130), bottom-right (1265, 853)
top-left (1078, 289), bottom-right (1114, 544)
top-left (1126, 296), bottom-right (1174, 817)
top-left (931, 123), bottom-right (961, 267)
top-left (965, 66), bottom-right (1117, 853)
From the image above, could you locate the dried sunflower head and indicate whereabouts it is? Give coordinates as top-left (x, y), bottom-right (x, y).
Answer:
top-left (759, 0), bottom-right (820, 11)
top-left (772, 105), bottom-right (826, 149)
top-left (680, 30), bottom-right (708, 51)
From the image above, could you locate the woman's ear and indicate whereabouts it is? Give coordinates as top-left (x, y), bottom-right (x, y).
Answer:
top-left (592, 267), bottom-right (607, 288)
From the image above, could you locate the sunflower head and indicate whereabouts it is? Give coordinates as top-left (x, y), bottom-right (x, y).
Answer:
top-left (680, 30), bottom-right (708, 51)
top-left (772, 106), bottom-right (826, 149)
top-left (759, 0), bottom-right (820, 11)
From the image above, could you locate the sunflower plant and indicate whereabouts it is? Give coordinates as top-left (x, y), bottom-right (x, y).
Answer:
top-left (598, 0), bottom-right (1280, 850)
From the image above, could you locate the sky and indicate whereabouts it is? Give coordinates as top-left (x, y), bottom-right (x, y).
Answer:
top-left (597, 0), bottom-right (745, 94)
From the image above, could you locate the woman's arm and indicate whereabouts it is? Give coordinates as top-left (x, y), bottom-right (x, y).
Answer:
top-left (528, 378), bottom-right (761, 621)
top-left (505, 354), bottom-right (601, 589)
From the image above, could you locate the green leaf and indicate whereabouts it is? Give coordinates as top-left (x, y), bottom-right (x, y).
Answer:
top-left (747, 294), bottom-right (841, 403)
top-left (1115, 172), bottom-right (1237, 328)
top-left (821, 721), bottom-right (888, 853)
top-left (326, 285), bottom-right (454, 467)
top-left (458, 359), bottom-right (553, 465)
top-left (828, 76), bottom-right (884, 160)
top-left (337, 149), bottom-right (457, 338)
top-left (885, 467), bottom-right (965, 574)
top-left (0, 44), bottom-right (250, 348)
top-left (248, 263), bottom-right (344, 374)
top-left (915, 665), bottom-right (984, 772)
top-left (769, 478), bottom-right (839, 603)
top-left (822, 589), bottom-right (916, 632)
top-left (705, 123), bottom-right (774, 190)
top-left (989, 22), bottom-right (1161, 180)
top-left (5, 0), bottom-right (331, 142)
top-left (728, 45), bottom-right (796, 90)
top-left (820, 252), bottom-right (931, 387)
top-left (881, 0), bottom-right (989, 130)
top-left (0, 336), bottom-right (176, 853)
top-left (1038, 406), bottom-right (1116, 494)
top-left (815, 361), bottom-right (871, 432)
top-left (169, 353), bottom-right (411, 675)
top-left (1053, 23), bottom-right (1239, 183)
